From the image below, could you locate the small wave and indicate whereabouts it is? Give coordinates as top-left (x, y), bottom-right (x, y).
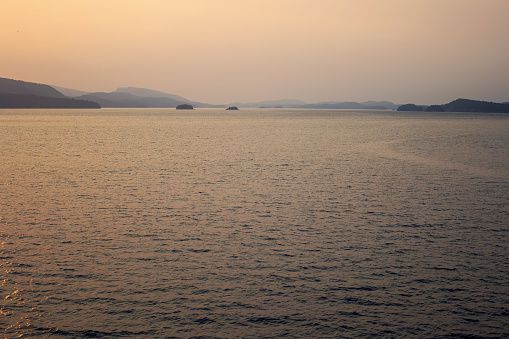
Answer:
top-left (247, 316), bottom-right (289, 325)
top-left (194, 317), bottom-right (216, 324)
top-left (52, 328), bottom-right (156, 338)
top-left (330, 285), bottom-right (380, 291)
top-left (188, 249), bottom-right (211, 253)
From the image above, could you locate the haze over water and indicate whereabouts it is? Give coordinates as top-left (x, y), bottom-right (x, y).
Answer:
top-left (3, 1), bottom-right (509, 104)
top-left (1, 108), bottom-right (508, 338)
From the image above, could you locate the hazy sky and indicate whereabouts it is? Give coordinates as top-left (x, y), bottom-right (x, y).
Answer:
top-left (2, 0), bottom-right (509, 104)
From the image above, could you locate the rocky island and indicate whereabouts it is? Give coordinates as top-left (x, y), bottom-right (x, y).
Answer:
top-left (176, 104), bottom-right (193, 110)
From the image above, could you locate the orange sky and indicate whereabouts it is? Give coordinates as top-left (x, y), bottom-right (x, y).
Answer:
top-left (1, 0), bottom-right (508, 104)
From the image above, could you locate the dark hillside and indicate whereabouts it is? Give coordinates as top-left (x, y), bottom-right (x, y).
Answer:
top-left (0, 93), bottom-right (100, 108)
top-left (442, 99), bottom-right (509, 113)
top-left (397, 99), bottom-right (509, 113)
top-left (0, 77), bottom-right (65, 98)
top-left (396, 104), bottom-right (424, 111)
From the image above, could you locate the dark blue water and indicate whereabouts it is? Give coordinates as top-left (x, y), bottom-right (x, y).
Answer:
top-left (1, 109), bottom-right (508, 338)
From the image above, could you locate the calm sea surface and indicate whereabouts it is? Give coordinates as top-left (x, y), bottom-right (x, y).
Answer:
top-left (1, 108), bottom-right (508, 338)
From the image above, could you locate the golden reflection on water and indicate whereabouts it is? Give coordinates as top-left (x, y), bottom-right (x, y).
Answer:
top-left (1, 221), bottom-right (49, 338)
top-left (0, 109), bottom-right (508, 338)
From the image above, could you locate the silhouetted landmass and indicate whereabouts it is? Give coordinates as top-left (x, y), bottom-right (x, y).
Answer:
top-left (51, 85), bottom-right (91, 97)
top-left (77, 92), bottom-right (183, 108)
top-left (9, 77), bottom-right (508, 113)
top-left (226, 106), bottom-right (239, 110)
top-left (113, 87), bottom-right (224, 108)
top-left (114, 87), bottom-right (190, 102)
top-left (397, 99), bottom-right (509, 113)
top-left (295, 101), bottom-right (398, 110)
top-left (442, 99), bottom-right (509, 113)
top-left (0, 77), bottom-right (100, 108)
top-left (397, 104), bottom-right (425, 111)
top-left (234, 100), bottom-right (398, 109)
top-left (75, 89), bottom-right (223, 108)
top-left (6, 77), bottom-right (398, 110)
top-left (229, 99), bottom-right (307, 108)
top-left (0, 77), bottom-right (66, 98)
top-left (0, 93), bottom-right (101, 109)
top-left (361, 101), bottom-right (399, 109)
top-left (258, 102), bottom-right (394, 109)
top-left (299, 102), bottom-right (366, 109)
top-left (425, 105), bottom-right (445, 112)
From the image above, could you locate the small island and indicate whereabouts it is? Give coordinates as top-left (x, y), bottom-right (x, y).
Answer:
top-left (226, 106), bottom-right (239, 110)
top-left (176, 104), bottom-right (193, 110)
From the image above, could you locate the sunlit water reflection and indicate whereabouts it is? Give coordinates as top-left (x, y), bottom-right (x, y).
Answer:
top-left (1, 109), bottom-right (508, 338)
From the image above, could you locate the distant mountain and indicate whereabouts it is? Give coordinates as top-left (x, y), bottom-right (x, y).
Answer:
top-left (0, 77), bottom-right (66, 98)
top-left (225, 99), bottom-right (397, 109)
top-left (298, 101), bottom-right (366, 109)
top-left (228, 99), bottom-right (308, 108)
top-left (296, 101), bottom-right (397, 110)
top-left (114, 87), bottom-right (190, 102)
top-left (361, 101), bottom-right (399, 110)
top-left (397, 99), bottom-right (509, 113)
top-left (51, 85), bottom-right (91, 97)
top-left (0, 77), bottom-right (100, 108)
top-left (112, 87), bottom-right (225, 108)
top-left (112, 87), bottom-right (222, 108)
top-left (77, 92), bottom-right (184, 108)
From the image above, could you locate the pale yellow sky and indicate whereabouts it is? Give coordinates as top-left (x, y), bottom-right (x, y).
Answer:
top-left (1, 0), bottom-right (508, 104)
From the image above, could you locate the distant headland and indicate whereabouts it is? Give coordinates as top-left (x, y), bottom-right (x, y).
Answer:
top-left (0, 77), bottom-right (220, 109)
top-left (0, 78), bottom-right (100, 109)
top-left (397, 99), bottom-right (509, 113)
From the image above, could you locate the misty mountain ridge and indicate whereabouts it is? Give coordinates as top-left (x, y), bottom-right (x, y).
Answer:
top-left (361, 101), bottom-right (399, 109)
top-left (3, 77), bottom-right (507, 112)
top-left (77, 92), bottom-right (184, 108)
top-left (227, 100), bottom-right (398, 109)
top-left (52, 85), bottom-right (188, 101)
top-left (113, 87), bottom-right (222, 108)
top-left (51, 85), bottom-right (91, 97)
top-left (228, 99), bottom-right (308, 108)
top-left (73, 88), bottom-right (221, 108)
top-left (114, 87), bottom-right (191, 103)
top-left (1, 77), bottom-right (398, 109)
top-left (301, 101), bottom-right (400, 109)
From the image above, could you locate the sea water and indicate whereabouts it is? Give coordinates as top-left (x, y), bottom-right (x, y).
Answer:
top-left (1, 108), bottom-right (508, 338)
